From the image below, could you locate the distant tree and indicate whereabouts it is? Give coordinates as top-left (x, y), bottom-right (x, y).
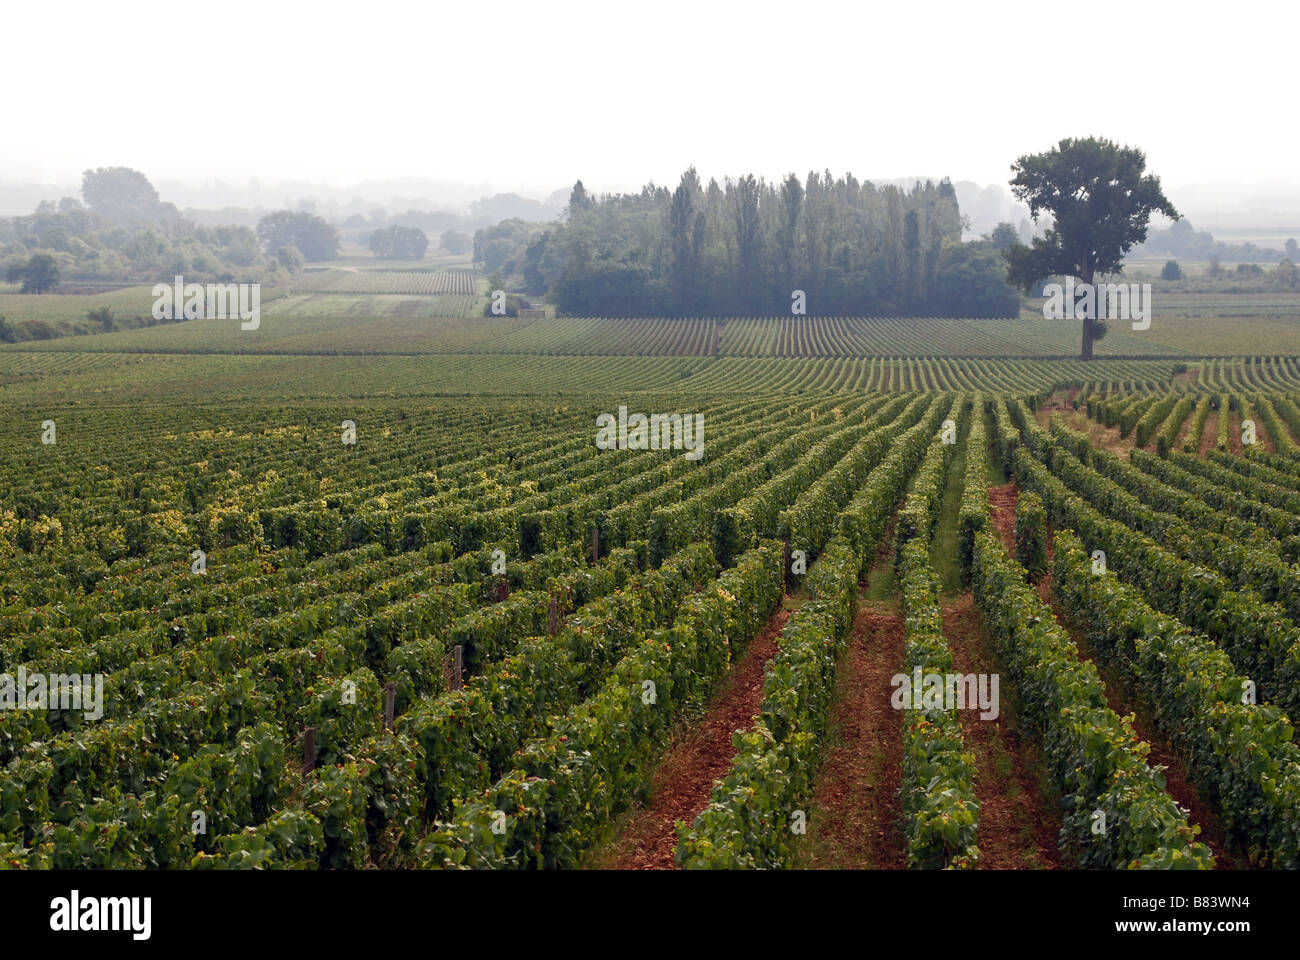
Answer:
top-left (273, 245), bottom-right (304, 271)
top-left (88, 306), bottom-right (113, 332)
top-left (522, 232), bottom-right (554, 295)
top-left (903, 209), bottom-right (922, 310)
top-left (0, 315), bottom-right (15, 343)
top-left (369, 225), bottom-right (428, 260)
top-left (567, 181), bottom-right (593, 220)
top-left (1161, 259), bottom-right (1182, 280)
top-left (473, 219), bottom-right (537, 273)
top-left (930, 242), bottom-right (1022, 317)
top-left (6, 254), bottom-right (61, 293)
top-left (1208, 256), bottom-right (1223, 278)
top-left (256, 211), bottom-right (339, 261)
top-left (1286, 238), bottom-right (1298, 260)
top-left (986, 222), bottom-right (1019, 250)
top-left (1004, 137), bottom-right (1178, 359)
top-left (81, 167), bottom-right (162, 224)
top-left (669, 167), bottom-right (706, 314)
top-left (777, 173), bottom-right (803, 294)
top-left (440, 231), bottom-right (472, 255)
top-left (731, 174), bottom-right (762, 312)
top-left (1276, 259), bottom-right (1297, 291)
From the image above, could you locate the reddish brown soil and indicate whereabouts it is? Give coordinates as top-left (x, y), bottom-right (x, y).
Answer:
top-left (1228, 412), bottom-right (1244, 455)
top-left (600, 605), bottom-right (791, 870)
top-left (988, 482), bottom-right (1018, 552)
top-left (1037, 391), bottom-right (1138, 458)
top-left (797, 599), bottom-right (907, 869)
top-left (1199, 410), bottom-right (1219, 457)
top-left (941, 596), bottom-right (1062, 869)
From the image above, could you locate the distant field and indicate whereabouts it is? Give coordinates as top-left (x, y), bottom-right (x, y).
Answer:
top-left (4, 281), bottom-right (1298, 358)
top-left (291, 268), bottom-right (479, 296)
top-left (0, 285), bottom-right (160, 327)
top-left (462, 313), bottom-right (1187, 357)
top-left (0, 293), bottom-right (501, 354)
top-left (0, 350), bottom-right (1228, 402)
top-left (304, 254), bottom-right (475, 270)
top-left (1125, 256), bottom-right (1294, 276)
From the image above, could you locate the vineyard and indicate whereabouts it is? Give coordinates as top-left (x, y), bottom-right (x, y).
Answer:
top-left (3, 275), bottom-right (1300, 873)
top-left (290, 269), bottom-right (480, 297)
top-left (3, 363), bottom-right (1300, 870)
top-left (11, 351), bottom-right (1300, 404)
top-left (459, 313), bottom-right (1194, 357)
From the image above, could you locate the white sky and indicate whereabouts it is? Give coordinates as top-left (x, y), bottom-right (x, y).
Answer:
top-left (5, 0), bottom-right (1298, 205)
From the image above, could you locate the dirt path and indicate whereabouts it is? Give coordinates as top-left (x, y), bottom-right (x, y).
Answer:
top-left (1199, 410), bottom-right (1220, 457)
top-left (795, 596), bottom-right (906, 869)
top-left (596, 605), bottom-right (792, 870)
top-left (988, 482), bottom-right (1018, 551)
top-left (941, 596), bottom-right (1062, 869)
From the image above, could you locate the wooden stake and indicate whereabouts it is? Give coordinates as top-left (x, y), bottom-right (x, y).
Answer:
top-left (384, 682), bottom-right (396, 730)
top-left (302, 728), bottom-right (316, 775)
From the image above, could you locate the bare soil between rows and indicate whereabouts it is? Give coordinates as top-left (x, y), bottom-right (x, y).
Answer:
top-left (597, 604), bottom-right (792, 870)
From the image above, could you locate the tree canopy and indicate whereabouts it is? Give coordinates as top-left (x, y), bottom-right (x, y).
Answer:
top-left (256, 211), bottom-right (339, 262)
top-left (486, 168), bottom-right (1019, 318)
top-left (1004, 137), bottom-right (1177, 359)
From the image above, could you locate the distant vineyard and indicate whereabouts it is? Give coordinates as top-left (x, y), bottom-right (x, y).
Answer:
top-left (460, 314), bottom-right (1191, 358)
top-left (291, 269), bottom-right (479, 296)
top-left (0, 352), bottom-right (1205, 401)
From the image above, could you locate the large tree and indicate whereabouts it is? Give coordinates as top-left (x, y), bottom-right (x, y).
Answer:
top-left (1004, 137), bottom-right (1177, 359)
top-left (368, 225), bottom-right (428, 260)
top-left (668, 167), bottom-right (705, 314)
top-left (256, 210), bottom-right (339, 262)
top-left (6, 253), bottom-right (61, 293)
top-left (81, 167), bottom-right (164, 224)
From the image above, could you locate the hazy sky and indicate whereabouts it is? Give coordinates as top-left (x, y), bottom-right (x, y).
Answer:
top-left (7, 0), bottom-right (1298, 204)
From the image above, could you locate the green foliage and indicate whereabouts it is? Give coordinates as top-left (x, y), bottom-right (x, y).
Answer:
top-left (421, 541), bottom-right (785, 868)
top-left (957, 398), bottom-right (990, 583)
top-left (6, 253), bottom-right (61, 293)
top-left (677, 541), bottom-right (858, 869)
top-left (257, 210), bottom-right (339, 262)
top-left (1013, 490), bottom-right (1047, 583)
top-left (368, 225), bottom-right (428, 260)
top-left (1004, 136), bottom-right (1178, 358)
top-left (898, 538), bottom-right (979, 868)
top-left (972, 526), bottom-right (1211, 868)
top-left (1053, 530), bottom-right (1300, 867)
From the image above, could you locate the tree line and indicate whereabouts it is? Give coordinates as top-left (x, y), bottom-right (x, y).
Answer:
top-left (482, 169), bottom-right (1021, 318)
top-left (0, 167), bottom-right (342, 286)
